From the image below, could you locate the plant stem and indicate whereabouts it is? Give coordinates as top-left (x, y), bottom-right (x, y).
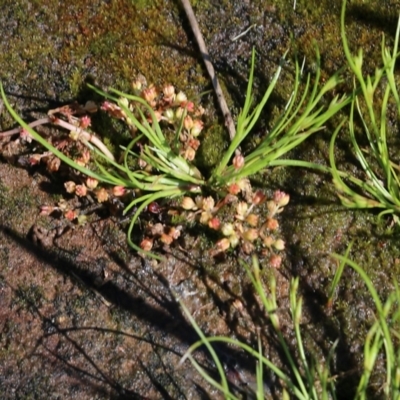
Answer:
top-left (0, 117), bottom-right (50, 137)
top-left (0, 116), bottom-right (115, 161)
top-left (51, 117), bottom-right (115, 161)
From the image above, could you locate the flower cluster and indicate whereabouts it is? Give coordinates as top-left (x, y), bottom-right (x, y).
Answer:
top-left (25, 74), bottom-right (290, 264)
top-left (180, 187), bottom-right (289, 267)
top-left (33, 79), bottom-right (208, 252)
top-left (140, 223), bottom-right (182, 253)
top-left (100, 79), bottom-right (205, 162)
top-left (64, 177), bottom-right (126, 203)
top-left (40, 177), bottom-right (127, 223)
top-left (24, 103), bottom-right (98, 172)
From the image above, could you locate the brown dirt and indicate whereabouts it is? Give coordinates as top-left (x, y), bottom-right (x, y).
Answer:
top-left (0, 161), bottom-right (274, 399)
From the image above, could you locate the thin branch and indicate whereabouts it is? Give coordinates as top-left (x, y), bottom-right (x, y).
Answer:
top-left (0, 116), bottom-right (115, 161)
top-left (180, 0), bottom-right (237, 143)
top-left (0, 118), bottom-right (50, 137)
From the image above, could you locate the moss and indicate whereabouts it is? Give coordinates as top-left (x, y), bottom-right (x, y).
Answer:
top-left (0, 0), bottom-right (209, 108)
top-left (14, 284), bottom-right (45, 311)
top-left (196, 124), bottom-right (228, 172)
top-left (0, 184), bottom-right (40, 230)
top-left (68, 67), bottom-right (85, 97)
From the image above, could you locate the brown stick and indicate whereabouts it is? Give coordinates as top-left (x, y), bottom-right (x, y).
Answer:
top-left (180, 0), bottom-right (237, 143)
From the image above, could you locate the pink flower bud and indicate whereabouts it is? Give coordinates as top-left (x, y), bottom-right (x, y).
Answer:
top-left (101, 101), bottom-right (125, 119)
top-left (183, 146), bottom-right (196, 161)
top-left (140, 237), bottom-right (153, 252)
top-left (216, 238), bottom-right (230, 252)
top-left (185, 101), bottom-right (195, 112)
top-left (181, 197), bottom-right (197, 210)
top-left (246, 213), bottom-right (259, 227)
top-left (265, 218), bottom-right (279, 231)
top-left (64, 209), bottom-right (78, 221)
top-left (160, 233), bottom-right (174, 245)
top-left (64, 181), bottom-right (76, 193)
top-left (269, 254), bottom-right (282, 268)
top-left (228, 183), bottom-right (241, 195)
top-left (191, 120), bottom-right (204, 137)
top-left (80, 115), bottom-right (91, 128)
top-left (184, 115), bottom-right (193, 131)
top-left (176, 91), bottom-right (187, 103)
top-left (75, 184), bottom-right (87, 197)
top-left (273, 190), bottom-right (290, 207)
top-left (112, 186), bottom-right (126, 197)
top-left (163, 84), bottom-right (175, 100)
top-left (232, 153), bottom-right (245, 170)
top-left (273, 239), bottom-right (285, 251)
top-left (100, 101), bottom-right (112, 111)
top-left (142, 85), bottom-right (158, 104)
top-left (86, 177), bottom-right (99, 190)
top-left (187, 137), bottom-right (200, 151)
top-left (208, 217), bottom-right (221, 230)
top-left (96, 188), bottom-right (109, 203)
top-left (221, 223), bottom-right (234, 237)
top-left (235, 202), bottom-right (248, 220)
top-left (200, 211), bottom-right (212, 225)
top-left (252, 190), bottom-right (266, 205)
top-left (243, 228), bottom-right (259, 242)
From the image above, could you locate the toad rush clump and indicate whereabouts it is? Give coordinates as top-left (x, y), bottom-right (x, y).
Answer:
top-left (0, 44), bottom-right (348, 260)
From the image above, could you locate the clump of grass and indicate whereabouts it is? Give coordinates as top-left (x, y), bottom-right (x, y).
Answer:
top-left (329, 1), bottom-right (400, 224)
top-left (330, 245), bottom-right (400, 399)
top-left (179, 248), bottom-right (400, 399)
top-left (209, 48), bottom-right (348, 187)
top-left (0, 43), bottom-right (348, 257)
top-left (179, 255), bottom-right (337, 399)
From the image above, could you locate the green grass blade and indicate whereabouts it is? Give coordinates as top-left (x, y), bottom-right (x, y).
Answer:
top-left (179, 301), bottom-right (232, 397)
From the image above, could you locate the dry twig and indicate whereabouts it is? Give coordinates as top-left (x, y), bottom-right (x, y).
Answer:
top-left (180, 0), bottom-right (237, 144)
